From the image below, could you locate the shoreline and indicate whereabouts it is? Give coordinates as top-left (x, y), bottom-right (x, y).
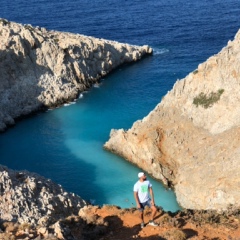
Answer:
top-left (0, 18), bottom-right (152, 132)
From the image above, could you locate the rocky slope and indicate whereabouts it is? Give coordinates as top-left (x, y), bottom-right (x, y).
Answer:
top-left (1, 166), bottom-right (239, 240)
top-left (0, 164), bottom-right (89, 239)
top-left (0, 165), bottom-right (87, 225)
top-left (0, 18), bottom-right (152, 131)
top-left (104, 29), bottom-right (240, 211)
top-left (1, 202), bottom-right (240, 239)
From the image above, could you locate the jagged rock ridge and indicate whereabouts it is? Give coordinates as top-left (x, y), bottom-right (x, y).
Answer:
top-left (0, 164), bottom-right (86, 225)
top-left (104, 29), bottom-right (240, 211)
top-left (0, 18), bottom-right (152, 131)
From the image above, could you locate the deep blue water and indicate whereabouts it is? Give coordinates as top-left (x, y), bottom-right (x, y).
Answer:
top-left (0, 0), bottom-right (240, 211)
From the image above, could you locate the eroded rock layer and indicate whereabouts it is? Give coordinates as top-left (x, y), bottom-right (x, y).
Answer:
top-left (104, 30), bottom-right (240, 211)
top-left (0, 165), bottom-right (86, 225)
top-left (0, 18), bottom-right (152, 131)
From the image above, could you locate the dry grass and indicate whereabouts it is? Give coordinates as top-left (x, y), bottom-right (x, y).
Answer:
top-left (162, 228), bottom-right (187, 240)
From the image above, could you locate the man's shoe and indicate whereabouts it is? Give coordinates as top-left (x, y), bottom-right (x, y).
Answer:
top-left (140, 222), bottom-right (144, 228)
top-left (148, 220), bottom-right (158, 226)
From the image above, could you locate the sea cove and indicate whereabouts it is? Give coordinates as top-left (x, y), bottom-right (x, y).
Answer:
top-left (0, 58), bottom-right (180, 211)
top-left (1, 0), bottom-right (240, 213)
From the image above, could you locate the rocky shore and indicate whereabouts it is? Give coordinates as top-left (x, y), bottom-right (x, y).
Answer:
top-left (0, 163), bottom-right (239, 239)
top-left (0, 167), bottom-right (239, 240)
top-left (0, 165), bottom-right (86, 225)
top-left (0, 18), bottom-right (152, 132)
top-left (1, 18), bottom-right (240, 239)
top-left (104, 29), bottom-right (240, 211)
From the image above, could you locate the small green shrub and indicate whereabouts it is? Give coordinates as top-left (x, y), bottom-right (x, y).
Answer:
top-left (54, 38), bottom-right (59, 44)
top-left (193, 69), bottom-right (198, 75)
top-left (193, 89), bottom-right (224, 108)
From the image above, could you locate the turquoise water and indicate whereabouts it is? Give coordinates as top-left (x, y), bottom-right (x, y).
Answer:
top-left (1, 0), bottom-right (240, 211)
top-left (0, 59), bottom-right (180, 211)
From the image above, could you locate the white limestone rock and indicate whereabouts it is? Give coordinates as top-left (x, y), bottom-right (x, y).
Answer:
top-left (0, 18), bottom-right (152, 131)
top-left (0, 165), bottom-right (87, 225)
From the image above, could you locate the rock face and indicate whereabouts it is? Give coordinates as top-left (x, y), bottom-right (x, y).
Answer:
top-left (0, 18), bottom-right (152, 131)
top-left (104, 30), bottom-right (240, 211)
top-left (0, 164), bottom-right (87, 225)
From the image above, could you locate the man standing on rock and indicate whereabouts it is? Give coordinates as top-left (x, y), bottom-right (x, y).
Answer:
top-left (133, 172), bottom-right (158, 228)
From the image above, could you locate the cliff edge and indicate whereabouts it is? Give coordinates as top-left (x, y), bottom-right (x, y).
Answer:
top-left (0, 165), bottom-right (239, 239)
top-left (0, 19), bottom-right (152, 131)
top-left (104, 30), bottom-right (240, 211)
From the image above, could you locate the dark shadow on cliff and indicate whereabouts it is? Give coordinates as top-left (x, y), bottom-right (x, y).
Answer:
top-left (0, 35), bottom-right (153, 131)
top-left (0, 47), bottom-right (49, 130)
top-left (0, 31), bottom-right (112, 203)
top-left (0, 29), bottom-right (155, 209)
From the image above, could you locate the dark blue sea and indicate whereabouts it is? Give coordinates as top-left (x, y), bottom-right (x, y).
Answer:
top-left (0, 0), bottom-right (239, 211)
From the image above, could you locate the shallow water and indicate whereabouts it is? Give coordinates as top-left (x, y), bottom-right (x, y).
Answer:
top-left (0, 0), bottom-right (240, 211)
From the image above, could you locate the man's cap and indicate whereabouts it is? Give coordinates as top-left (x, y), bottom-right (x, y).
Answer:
top-left (138, 172), bottom-right (145, 178)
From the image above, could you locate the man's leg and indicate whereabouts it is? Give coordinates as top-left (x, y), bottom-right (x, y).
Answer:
top-left (138, 203), bottom-right (145, 228)
top-left (151, 205), bottom-right (157, 221)
top-left (140, 210), bottom-right (144, 222)
top-left (147, 201), bottom-right (158, 226)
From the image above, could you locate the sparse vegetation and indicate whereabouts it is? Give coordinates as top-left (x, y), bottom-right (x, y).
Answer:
top-left (0, 18), bottom-right (9, 26)
top-left (193, 69), bottom-right (198, 75)
top-left (193, 89), bottom-right (224, 108)
top-left (162, 229), bottom-right (187, 240)
top-left (18, 222), bottom-right (31, 231)
top-left (159, 213), bottom-right (173, 225)
top-left (24, 24), bottom-right (34, 31)
top-left (54, 38), bottom-right (59, 44)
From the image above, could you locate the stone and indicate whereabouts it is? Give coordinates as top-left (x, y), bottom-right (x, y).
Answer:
top-left (50, 222), bottom-right (64, 239)
top-left (37, 227), bottom-right (48, 235)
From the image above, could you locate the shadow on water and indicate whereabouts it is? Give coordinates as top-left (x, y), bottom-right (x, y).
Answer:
top-left (0, 43), bottom-right (180, 210)
top-left (0, 111), bottom-right (108, 205)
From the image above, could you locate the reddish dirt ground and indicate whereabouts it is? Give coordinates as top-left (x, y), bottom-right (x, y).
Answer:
top-left (91, 205), bottom-right (240, 240)
top-left (1, 205), bottom-right (240, 239)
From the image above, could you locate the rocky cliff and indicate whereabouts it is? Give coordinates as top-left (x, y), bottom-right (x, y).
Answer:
top-left (0, 18), bottom-right (152, 131)
top-left (104, 30), bottom-right (240, 211)
top-left (0, 164), bottom-right (89, 238)
top-left (0, 165), bottom-right (86, 225)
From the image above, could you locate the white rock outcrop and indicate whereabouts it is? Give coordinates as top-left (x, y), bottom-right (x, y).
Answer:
top-left (0, 165), bottom-right (87, 225)
top-left (104, 30), bottom-right (240, 211)
top-left (0, 18), bottom-right (152, 131)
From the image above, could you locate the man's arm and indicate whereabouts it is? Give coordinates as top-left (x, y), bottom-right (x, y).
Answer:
top-left (134, 191), bottom-right (141, 208)
top-left (149, 187), bottom-right (155, 205)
